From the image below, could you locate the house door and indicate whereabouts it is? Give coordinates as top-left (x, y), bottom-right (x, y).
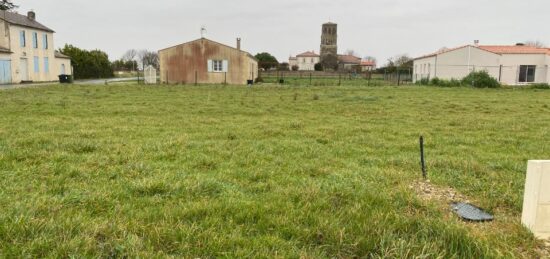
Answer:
top-left (20, 58), bottom-right (29, 82)
top-left (0, 60), bottom-right (11, 84)
top-left (61, 64), bottom-right (66, 75)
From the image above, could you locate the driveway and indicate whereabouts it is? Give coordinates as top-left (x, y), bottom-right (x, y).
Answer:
top-left (74, 77), bottom-right (138, 85)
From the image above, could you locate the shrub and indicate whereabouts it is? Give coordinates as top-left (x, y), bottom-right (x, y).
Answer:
top-left (461, 71), bottom-right (500, 88)
top-left (430, 78), bottom-right (462, 87)
top-left (530, 83), bottom-right (550, 89)
top-left (430, 77), bottom-right (441, 86)
top-left (416, 78), bottom-right (430, 85)
top-left (314, 63), bottom-right (323, 71)
top-left (255, 77), bottom-right (264, 83)
top-left (291, 65), bottom-right (299, 71)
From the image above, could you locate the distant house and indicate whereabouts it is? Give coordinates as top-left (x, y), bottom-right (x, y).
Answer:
top-left (360, 60), bottom-right (377, 72)
top-left (288, 51), bottom-right (320, 71)
top-left (413, 43), bottom-right (550, 85)
top-left (0, 10), bottom-right (72, 84)
top-left (159, 38), bottom-right (258, 85)
top-left (338, 54), bottom-right (361, 71)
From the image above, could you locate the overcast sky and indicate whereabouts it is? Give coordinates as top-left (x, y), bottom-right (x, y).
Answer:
top-left (15, 0), bottom-right (550, 65)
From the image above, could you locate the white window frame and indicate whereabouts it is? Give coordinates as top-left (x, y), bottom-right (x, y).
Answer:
top-left (213, 60), bottom-right (223, 72)
top-left (518, 65), bottom-right (536, 83)
top-left (208, 59), bottom-right (228, 73)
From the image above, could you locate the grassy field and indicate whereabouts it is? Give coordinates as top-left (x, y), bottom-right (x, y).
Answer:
top-left (0, 83), bottom-right (549, 257)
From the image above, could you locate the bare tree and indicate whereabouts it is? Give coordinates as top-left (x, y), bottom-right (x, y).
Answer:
top-left (138, 50), bottom-right (159, 70)
top-left (525, 40), bottom-right (546, 48)
top-left (363, 56), bottom-right (377, 63)
top-left (345, 49), bottom-right (360, 57)
top-left (122, 49), bottom-right (137, 62)
top-left (0, 0), bottom-right (18, 11)
top-left (387, 54), bottom-right (412, 68)
top-left (437, 47), bottom-right (449, 53)
top-left (122, 49), bottom-right (138, 71)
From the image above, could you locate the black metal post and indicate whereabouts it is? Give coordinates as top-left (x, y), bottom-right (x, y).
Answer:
top-left (309, 73), bottom-right (312, 86)
top-left (367, 72), bottom-right (370, 86)
top-left (338, 73), bottom-right (341, 86)
top-left (397, 70), bottom-right (401, 86)
top-left (420, 136), bottom-right (427, 180)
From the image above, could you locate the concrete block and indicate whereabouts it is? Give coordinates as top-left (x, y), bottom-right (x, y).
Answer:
top-left (522, 160), bottom-right (550, 239)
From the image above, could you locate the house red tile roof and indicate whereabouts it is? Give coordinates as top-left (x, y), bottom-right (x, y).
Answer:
top-left (415, 44), bottom-right (550, 60)
top-left (360, 60), bottom-right (376, 66)
top-left (338, 55), bottom-right (361, 64)
top-left (478, 45), bottom-right (550, 55)
top-left (414, 45), bottom-right (470, 60)
top-left (296, 51), bottom-right (320, 57)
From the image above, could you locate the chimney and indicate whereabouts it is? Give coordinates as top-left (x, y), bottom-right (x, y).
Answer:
top-left (27, 10), bottom-right (36, 21)
top-left (236, 38), bottom-right (241, 50)
top-left (474, 40), bottom-right (480, 46)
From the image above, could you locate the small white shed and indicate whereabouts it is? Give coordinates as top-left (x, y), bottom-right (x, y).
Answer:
top-left (144, 65), bottom-right (157, 84)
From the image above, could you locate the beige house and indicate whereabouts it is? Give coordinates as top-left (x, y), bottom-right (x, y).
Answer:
top-left (289, 51), bottom-right (320, 71)
top-left (414, 44), bottom-right (550, 85)
top-left (0, 10), bottom-right (72, 84)
top-left (338, 54), bottom-right (361, 71)
top-left (360, 60), bottom-right (377, 72)
top-left (159, 38), bottom-right (258, 85)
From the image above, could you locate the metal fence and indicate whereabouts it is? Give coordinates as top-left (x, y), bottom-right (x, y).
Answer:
top-left (258, 69), bottom-right (413, 86)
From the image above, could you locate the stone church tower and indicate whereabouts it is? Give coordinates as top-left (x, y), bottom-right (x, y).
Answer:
top-left (320, 22), bottom-right (338, 70)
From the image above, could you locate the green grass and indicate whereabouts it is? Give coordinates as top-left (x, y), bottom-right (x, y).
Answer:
top-left (261, 75), bottom-right (404, 87)
top-left (0, 84), bottom-right (549, 258)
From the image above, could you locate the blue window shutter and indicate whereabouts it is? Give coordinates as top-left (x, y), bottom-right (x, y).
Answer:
top-left (43, 34), bottom-right (48, 49)
top-left (20, 31), bottom-right (25, 47)
top-left (32, 32), bottom-right (38, 48)
top-left (34, 56), bottom-right (39, 73)
top-left (44, 57), bottom-right (49, 73)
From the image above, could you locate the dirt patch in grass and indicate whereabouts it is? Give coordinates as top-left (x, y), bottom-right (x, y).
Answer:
top-left (411, 180), bottom-right (550, 258)
top-left (411, 180), bottom-right (469, 204)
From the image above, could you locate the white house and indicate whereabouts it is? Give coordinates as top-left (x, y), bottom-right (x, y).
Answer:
top-left (413, 44), bottom-right (550, 85)
top-left (0, 10), bottom-right (72, 84)
top-left (289, 51), bottom-right (320, 71)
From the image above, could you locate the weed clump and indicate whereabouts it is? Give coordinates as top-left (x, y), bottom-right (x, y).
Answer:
top-left (530, 83), bottom-right (550, 89)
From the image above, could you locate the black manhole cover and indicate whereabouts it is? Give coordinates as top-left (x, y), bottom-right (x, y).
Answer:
top-left (451, 203), bottom-right (494, 222)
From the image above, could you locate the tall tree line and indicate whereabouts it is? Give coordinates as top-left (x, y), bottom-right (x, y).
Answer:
top-left (59, 44), bottom-right (114, 79)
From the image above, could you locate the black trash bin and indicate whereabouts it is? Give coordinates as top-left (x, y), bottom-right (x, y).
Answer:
top-left (58, 74), bottom-right (73, 84)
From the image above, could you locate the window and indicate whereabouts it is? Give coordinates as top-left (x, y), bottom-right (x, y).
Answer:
top-left (32, 32), bottom-right (38, 48)
top-left (208, 60), bottom-right (228, 72)
top-left (519, 65), bottom-right (536, 83)
top-left (43, 34), bottom-right (48, 49)
top-left (212, 60), bottom-right (223, 72)
top-left (34, 56), bottom-right (39, 73)
top-left (20, 30), bottom-right (26, 47)
top-left (44, 57), bottom-right (49, 73)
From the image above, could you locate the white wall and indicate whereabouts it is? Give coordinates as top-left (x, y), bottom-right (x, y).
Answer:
top-left (414, 46), bottom-right (550, 85)
top-left (500, 54), bottom-right (548, 85)
top-left (296, 56), bottom-right (319, 71)
top-left (9, 24), bottom-right (58, 82)
top-left (428, 46), bottom-right (501, 81)
top-left (413, 56), bottom-right (436, 82)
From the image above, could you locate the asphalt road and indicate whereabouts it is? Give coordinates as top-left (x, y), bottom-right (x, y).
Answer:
top-left (0, 77), bottom-right (140, 90)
